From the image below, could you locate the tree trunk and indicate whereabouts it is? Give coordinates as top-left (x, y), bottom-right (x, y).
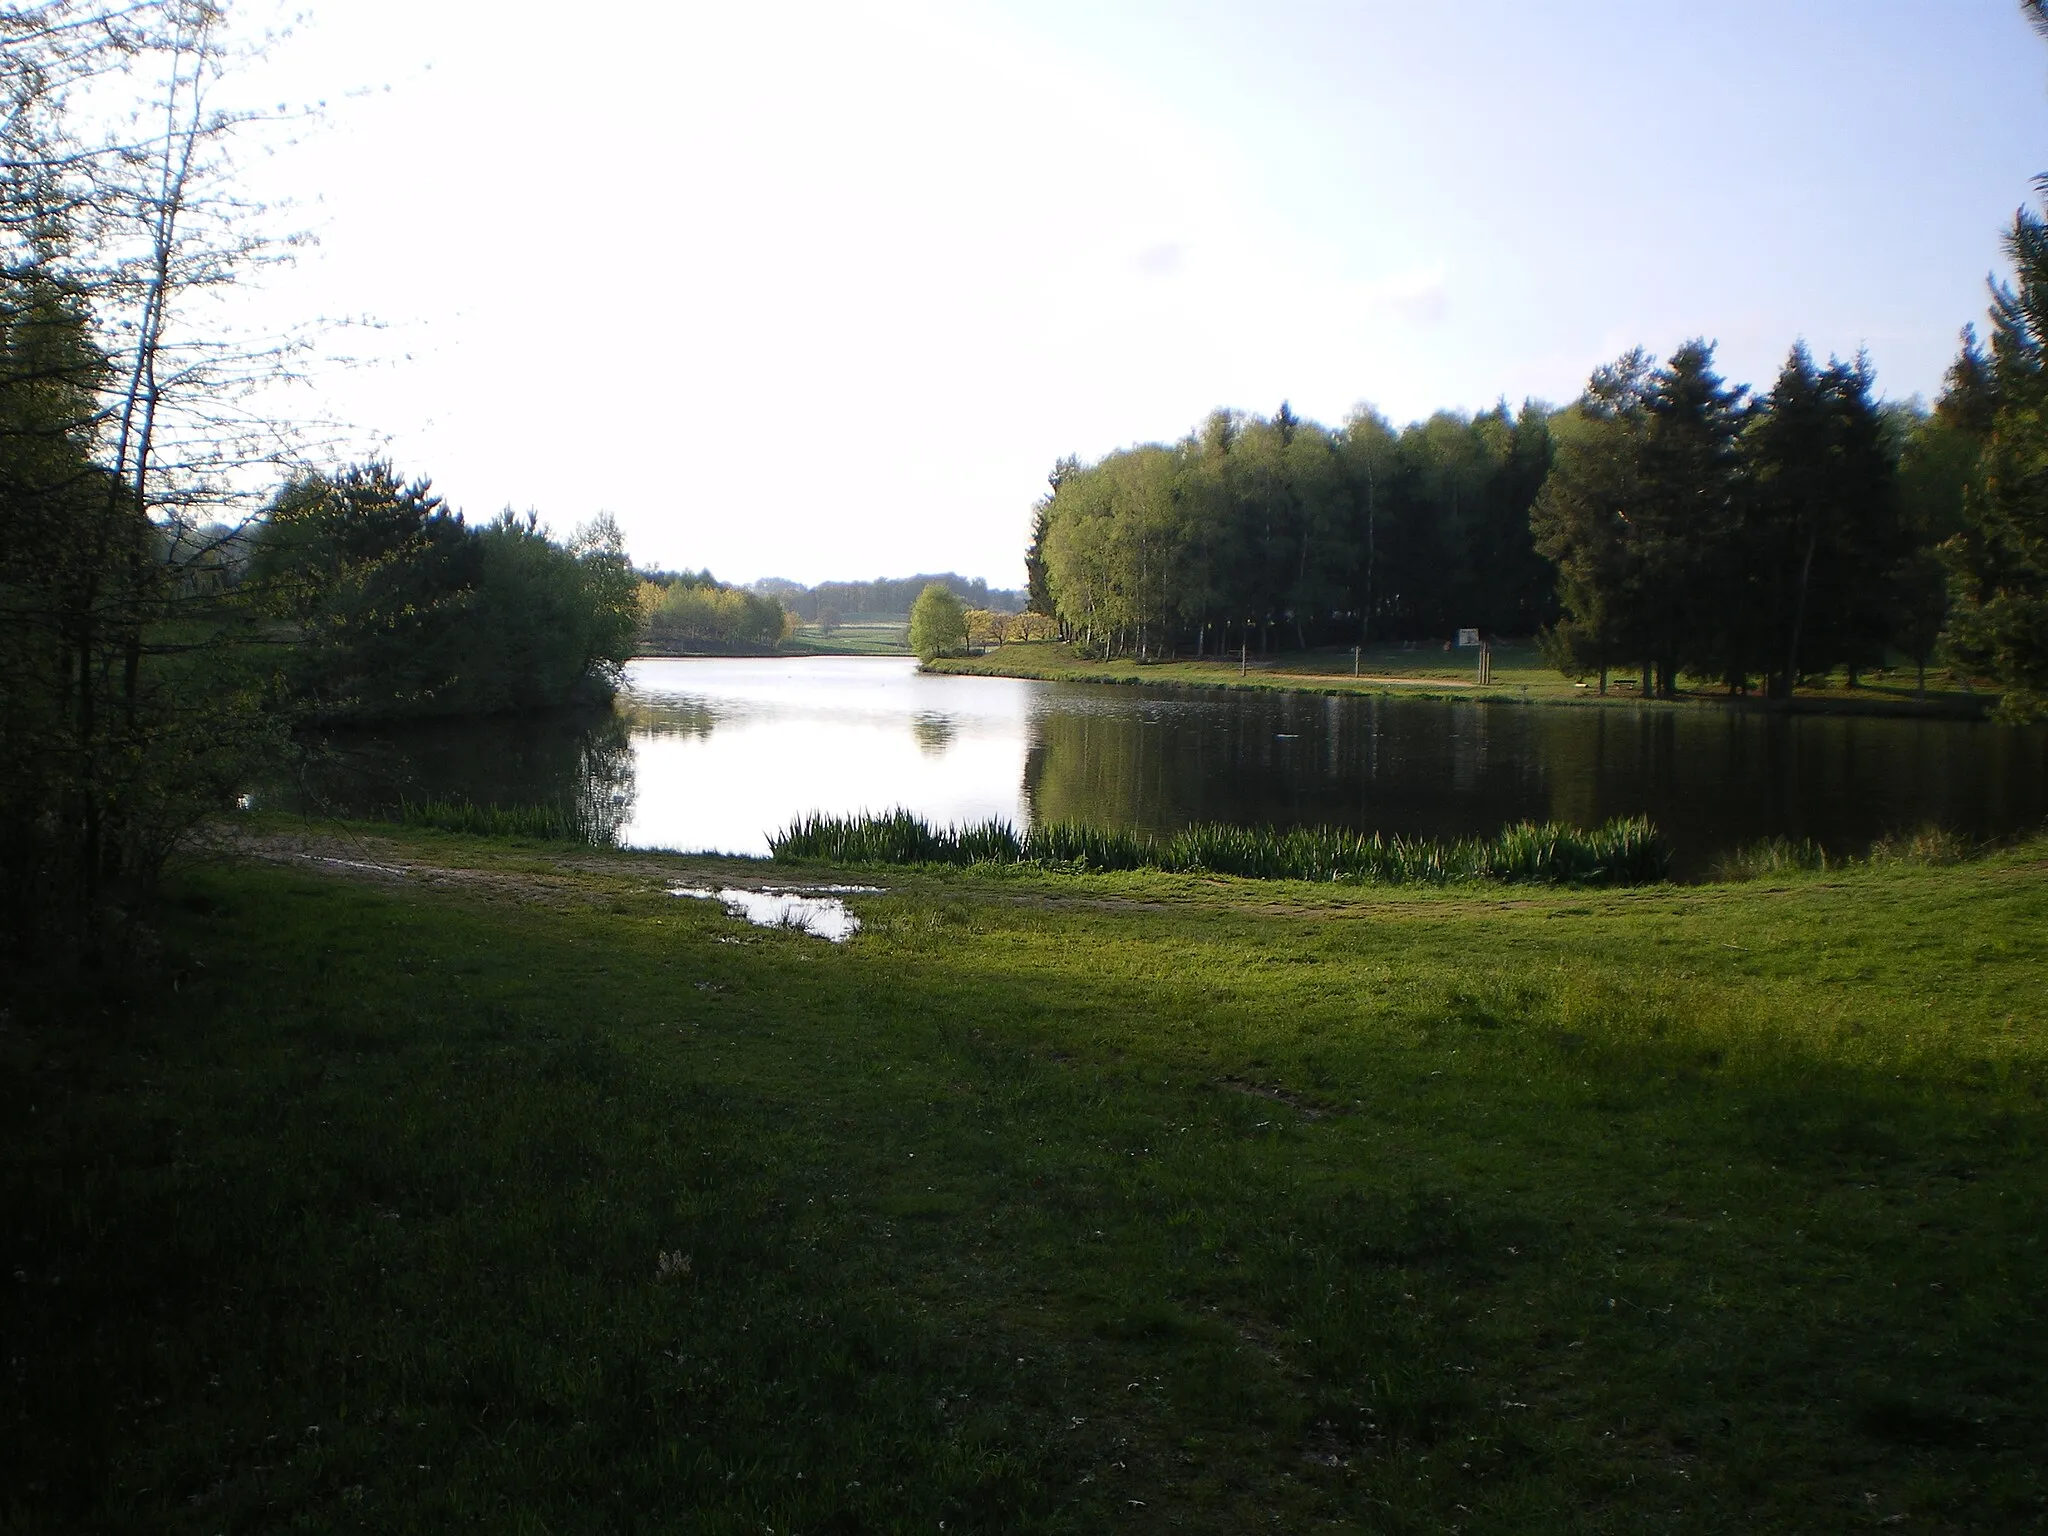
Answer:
top-left (1361, 470), bottom-right (1376, 646)
top-left (1784, 527), bottom-right (1818, 701)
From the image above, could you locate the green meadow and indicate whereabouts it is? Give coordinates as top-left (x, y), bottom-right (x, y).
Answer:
top-left (4, 827), bottom-right (2044, 1532)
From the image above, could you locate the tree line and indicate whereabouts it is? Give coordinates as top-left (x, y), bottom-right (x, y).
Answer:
top-left (1027, 400), bottom-right (1558, 661)
top-left (757, 573), bottom-right (1026, 626)
top-left (1026, 316), bottom-right (2043, 714)
top-left (639, 568), bottom-right (792, 653)
top-left (251, 465), bottom-right (641, 717)
top-left (1534, 342), bottom-right (1923, 699)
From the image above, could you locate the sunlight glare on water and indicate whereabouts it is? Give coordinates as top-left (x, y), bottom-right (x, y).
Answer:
top-left (667, 885), bottom-right (869, 942)
top-left (621, 656), bottom-right (1032, 855)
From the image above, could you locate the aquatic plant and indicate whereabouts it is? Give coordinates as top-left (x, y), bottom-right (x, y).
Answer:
top-left (1021, 821), bottom-right (1153, 870)
top-left (770, 810), bottom-right (1671, 887)
top-left (1709, 836), bottom-right (1830, 881)
top-left (1867, 826), bottom-right (1976, 867)
top-left (388, 796), bottom-right (593, 843)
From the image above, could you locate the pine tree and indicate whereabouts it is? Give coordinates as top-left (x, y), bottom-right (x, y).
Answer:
top-left (1945, 194), bottom-right (2048, 719)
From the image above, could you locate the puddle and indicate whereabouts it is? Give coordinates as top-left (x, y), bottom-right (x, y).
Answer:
top-left (667, 885), bottom-right (871, 942)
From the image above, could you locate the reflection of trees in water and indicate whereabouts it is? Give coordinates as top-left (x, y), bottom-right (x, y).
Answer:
top-left (270, 706), bottom-right (640, 845)
top-left (617, 697), bottom-right (719, 740)
top-left (1537, 706), bottom-right (2048, 873)
top-left (912, 712), bottom-right (957, 756)
top-left (573, 712), bottom-right (635, 844)
top-left (1022, 693), bottom-right (1566, 840)
top-left (1023, 704), bottom-right (1224, 833)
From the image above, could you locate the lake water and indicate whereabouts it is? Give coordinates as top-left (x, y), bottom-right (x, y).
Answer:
top-left (286, 655), bottom-right (2048, 877)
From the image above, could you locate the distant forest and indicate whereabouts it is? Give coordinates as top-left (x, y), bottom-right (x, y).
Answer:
top-left (754, 573), bottom-right (1026, 624)
top-left (1025, 319), bottom-right (2044, 712)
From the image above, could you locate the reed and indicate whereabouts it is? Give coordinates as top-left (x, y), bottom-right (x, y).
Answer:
top-left (1021, 821), bottom-right (1154, 870)
top-left (1867, 825), bottom-right (1976, 867)
top-left (389, 797), bottom-right (592, 842)
top-left (1709, 835), bottom-right (1831, 881)
top-left (772, 809), bottom-right (956, 864)
top-left (770, 810), bottom-right (1671, 886)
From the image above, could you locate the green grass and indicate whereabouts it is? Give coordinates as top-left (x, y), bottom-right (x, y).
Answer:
top-left (778, 621), bottom-right (912, 656)
top-left (388, 795), bottom-right (595, 842)
top-left (934, 640), bottom-right (1994, 716)
top-left (3, 829), bottom-right (2045, 1531)
top-left (772, 810), bottom-right (1672, 886)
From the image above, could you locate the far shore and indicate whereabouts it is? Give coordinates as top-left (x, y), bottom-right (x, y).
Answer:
top-left (924, 640), bottom-right (1999, 721)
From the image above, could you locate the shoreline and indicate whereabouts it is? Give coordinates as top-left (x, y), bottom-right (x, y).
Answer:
top-left (926, 643), bottom-right (1998, 722)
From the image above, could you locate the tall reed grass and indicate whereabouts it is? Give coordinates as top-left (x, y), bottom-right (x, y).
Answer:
top-left (1709, 836), bottom-right (1829, 881)
top-left (388, 797), bottom-right (593, 842)
top-left (1867, 826), bottom-right (1976, 867)
top-left (771, 810), bottom-right (1671, 886)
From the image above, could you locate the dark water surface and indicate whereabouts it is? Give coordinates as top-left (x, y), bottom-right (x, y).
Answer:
top-left (276, 656), bottom-right (2048, 877)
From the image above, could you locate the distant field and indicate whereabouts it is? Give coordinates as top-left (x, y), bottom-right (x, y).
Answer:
top-left (5, 823), bottom-right (2043, 1530)
top-left (934, 640), bottom-right (1993, 715)
top-left (780, 620), bottom-right (911, 656)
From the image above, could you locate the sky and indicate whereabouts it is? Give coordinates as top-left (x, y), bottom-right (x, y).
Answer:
top-left (222, 0), bottom-right (2048, 588)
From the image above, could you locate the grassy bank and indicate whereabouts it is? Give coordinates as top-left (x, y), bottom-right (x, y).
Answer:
top-left (630, 622), bottom-right (913, 661)
top-left (4, 827), bottom-right (2044, 1531)
top-left (933, 640), bottom-right (1995, 717)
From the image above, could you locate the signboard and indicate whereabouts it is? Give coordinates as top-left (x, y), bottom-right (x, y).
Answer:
top-left (1456, 628), bottom-right (1480, 648)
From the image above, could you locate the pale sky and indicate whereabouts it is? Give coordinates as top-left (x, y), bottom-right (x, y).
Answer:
top-left (227, 1), bottom-right (2048, 588)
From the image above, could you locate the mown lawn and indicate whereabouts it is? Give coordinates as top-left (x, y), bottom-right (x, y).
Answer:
top-left (779, 623), bottom-right (913, 657)
top-left (4, 832), bottom-right (2044, 1532)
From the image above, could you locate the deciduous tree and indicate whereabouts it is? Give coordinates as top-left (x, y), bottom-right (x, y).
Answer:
top-left (909, 580), bottom-right (967, 662)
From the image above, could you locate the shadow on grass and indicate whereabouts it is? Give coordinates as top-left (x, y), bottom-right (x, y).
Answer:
top-left (2, 862), bottom-right (2043, 1531)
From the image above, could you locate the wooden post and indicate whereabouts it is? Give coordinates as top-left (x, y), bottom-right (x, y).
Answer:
top-left (1353, 645), bottom-right (1360, 678)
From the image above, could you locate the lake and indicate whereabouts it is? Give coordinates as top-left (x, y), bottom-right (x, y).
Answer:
top-left (283, 655), bottom-right (2048, 876)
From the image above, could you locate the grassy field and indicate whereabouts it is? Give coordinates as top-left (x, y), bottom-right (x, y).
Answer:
top-left (4, 825), bottom-right (2044, 1532)
top-left (933, 641), bottom-right (1994, 716)
top-left (779, 622), bottom-right (912, 657)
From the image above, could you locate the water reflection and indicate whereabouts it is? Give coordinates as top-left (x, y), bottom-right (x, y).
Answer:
top-left (271, 710), bottom-right (636, 845)
top-left (619, 695), bottom-right (717, 741)
top-left (272, 657), bottom-right (2048, 877)
top-left (912, 712), bottom-right (958, 755)
top-left (619, 657), bottom-right (1031, 854)
top-left (668, 885), bottom-right (866, 942)
top-left (1008, 671), bottom-right (2047, 875)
